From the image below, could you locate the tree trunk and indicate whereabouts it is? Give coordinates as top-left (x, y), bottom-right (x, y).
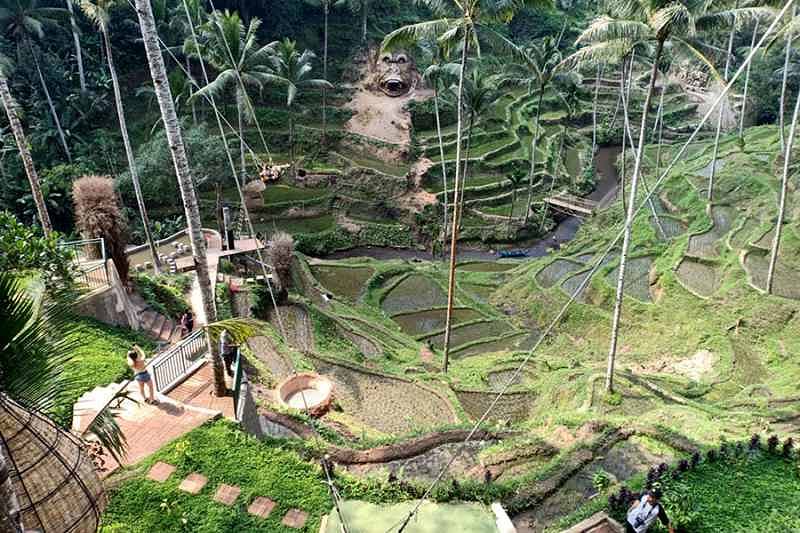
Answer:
top-left (28, 39), bottom-right (72, 163)
top-left (780, 5), bottom-right (796, 154)
top-left (707, 5), bottom-right (738, 209)
top-left (457, 113), bottom-right (475, 231)
top-left (0, 76), bottom-right (52, 235)
top-left (361, 0), bottom-right (368, 43)
top-left (441, 30), bottom-right (470, 374)
top-left (619, 61), bottom-right (627, 214)
top-left (238, 100), bottom-right (246, 181)
top-left (187, 56), bottom-right (197, 126)
top-left (215, 180), bottom-right (224, 238)
top-left (739, 19), bottom-right (759, 140)
top-left (104, 27), bottom-right (161, 274)
top-left (767, 89), bottom-right (800, 294)
top-left (0, 450), bottom-right (23, 533)
top-left (134, 0), bottom-right (222, 394)
top-left (433, 84), bottom-right (449, 259)
top-left (606, 38), bottom-right (664, 394)
top-left (289, 112), bottom-right (295, 164)
top-left (655, 85), bottom-right (666, 176)
top-left (524, 88), bottom-right (545, 225)
top-left (322, 2), bottom-right (329, 143)
top-left (620, 56), bottom-right (665, 238)
top-left (67, 0), bottom-right (86, 94)
top-left (592, 62), bottom-right (603, 155)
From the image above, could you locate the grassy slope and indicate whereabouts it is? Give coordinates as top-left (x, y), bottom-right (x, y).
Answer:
top-left (55, 316), bottom-right (155, 426)
top-left (485, 125), bottom-right (800, 443)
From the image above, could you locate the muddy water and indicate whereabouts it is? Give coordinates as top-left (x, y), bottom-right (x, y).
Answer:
top-left (318, 146), bottom-right (621, 262)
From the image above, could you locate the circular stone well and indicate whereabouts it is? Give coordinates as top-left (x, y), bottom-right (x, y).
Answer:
top-left (276, 373), bottom-right (334, 416)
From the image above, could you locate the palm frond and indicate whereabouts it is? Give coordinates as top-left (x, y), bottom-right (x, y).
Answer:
top-left (382, 18), bottom-right (457, 52)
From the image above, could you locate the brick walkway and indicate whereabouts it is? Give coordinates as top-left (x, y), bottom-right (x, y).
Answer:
top-left (97, 387), bottom-right (219, 477)
top-left (167, 361), bottom-right (235, 419)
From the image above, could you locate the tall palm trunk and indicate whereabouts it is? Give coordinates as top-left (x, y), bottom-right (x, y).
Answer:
top-left (780, 5), bottom-right (797, 154)
top-left (103, 26), bottom-right (161, 274)
top-left (707, 6), bottom-right (738, 208)
top-left (619, 60), bottom-right (628, 213)
top-left (655, 85), bottom-right (666, 176)
top-left (67, 0), bottom-right (86, 94)
top-left (592, 62), bottom-right (604, 155)
top-left (524, 88), bottom-right (545, 225)
top-left (739, 19), bottom-right (759, 140)
top-left (238, 100), bottom-right (246, 180)
top-left (0, 76), bottom-right (52, 235)
top-left (322, 1), bottom-right (329, 142)
top-left (360, 0), bottom-right (368, 43)
top-left (187, 56), bottom-right (197, 126)
top-left (456, 112), bottom-right (475, 231)
top-left (441, 30), bottom-right (469, 374)
top-left (134, 0), bottom-right (223, 395)
top-left (433, 83), bottom-right (449, 258)
top-left (620, 55), bottom-right (665, 238)
top-left (767, 89), bottom-right (800, 293)
top-left (27, 39), bottom-right (71, 163)
top-left (606, 38), bottom-right (664, 394)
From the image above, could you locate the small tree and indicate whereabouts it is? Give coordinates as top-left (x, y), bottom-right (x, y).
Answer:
top-left (268, 231), bottom-right (294, 303)
top-left (73, 175), bottom-right (130, 285)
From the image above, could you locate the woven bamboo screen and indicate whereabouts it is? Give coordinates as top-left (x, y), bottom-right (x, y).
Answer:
top-left (0, 394), bottom-right (107, 533)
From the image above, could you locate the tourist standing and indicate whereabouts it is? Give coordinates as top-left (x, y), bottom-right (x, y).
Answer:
top-left (127, 346), bottom-right (158, 404)
top-left (625, 489), bottom-right (674, 533)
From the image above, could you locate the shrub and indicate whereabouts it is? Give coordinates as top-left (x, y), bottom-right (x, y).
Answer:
top-left (592, 469), bottom-right (612, 493)
top-left (782, 438), bottom-right (794, 458)
top-left (215, 283), bottom-right (233, 320)
top-left (0, 211), bottom-right (75, 290)
top-left (132, 273), bottom-right (190, 319)
top-left (749, 434), bottom-right (761, 451)
top-left (767, 435), bottom-right (780, 454)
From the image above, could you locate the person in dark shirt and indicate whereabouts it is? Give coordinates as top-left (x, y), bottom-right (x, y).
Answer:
top-left (625, 489), bottom-right (674, 533)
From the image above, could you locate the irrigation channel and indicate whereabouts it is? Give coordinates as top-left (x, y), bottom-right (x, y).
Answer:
top-left (320, 146), bottom-right (621, 262)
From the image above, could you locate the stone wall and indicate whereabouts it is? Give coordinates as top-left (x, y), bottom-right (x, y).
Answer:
top-left (75, 260), bottom-right (140, 330)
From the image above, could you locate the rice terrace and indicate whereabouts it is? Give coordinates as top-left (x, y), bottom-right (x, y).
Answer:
top-left (2, 1), bottom-right (800, 532)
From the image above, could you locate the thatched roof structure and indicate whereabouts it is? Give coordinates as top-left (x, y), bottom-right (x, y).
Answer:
top-left (0, 394), bottom-right (106, 532)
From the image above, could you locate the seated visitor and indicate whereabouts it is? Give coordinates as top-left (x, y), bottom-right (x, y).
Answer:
top-left (626, 489), bottom-right (673, 533)
top-left (127, 346), bottom-right (158, 405)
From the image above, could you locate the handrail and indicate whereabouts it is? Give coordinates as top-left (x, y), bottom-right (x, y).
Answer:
top-left (149, 330), bottom-right (208, 393)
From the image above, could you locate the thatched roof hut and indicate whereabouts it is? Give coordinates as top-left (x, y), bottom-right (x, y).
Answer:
top-left (0, 394), bottom-right (106, 532)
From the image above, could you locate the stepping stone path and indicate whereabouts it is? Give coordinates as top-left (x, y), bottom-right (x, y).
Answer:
top-left (178, 472), bottom-right (208, 494)
top-left (248, 497), bottom-right (276, 518)
top-left (147, 461), bottom-right (175, 482)
top-left (282, 509), bottom-right (309, 529)
top-left (213, 484), bottom-right (241, 506)
top-left (146, 462), bottom-right (310, 528)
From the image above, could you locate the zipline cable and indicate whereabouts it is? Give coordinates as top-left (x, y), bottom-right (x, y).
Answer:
top-left (385, 2), bottom-right (793, 531)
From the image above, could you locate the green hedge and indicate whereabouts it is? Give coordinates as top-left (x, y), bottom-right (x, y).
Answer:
top-left (132, 273), bottom-right (191, 320)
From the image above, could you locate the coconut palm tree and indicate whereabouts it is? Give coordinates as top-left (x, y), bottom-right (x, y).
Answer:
top-left (262, 38), bottom-right (332, 164)
top-left (384, 0), bottom-right (552, 374)
top-left (188, 10), bottom-right (274, 183)
top-left (421, 41), bottom-right (457, 258)
top-left (767, 88), bottom-right (800, 294)
top-left (0, 271), bottom-right (134, 529)
top-left (0, 0), bottom-right (72, 162)
top-left (0, 59), bottom-right (51, 235)
top-left (739, 18), bottom-right (761, 139)
top-left (506, 165), bottom-right (526, 230)
top-left (573, 0), bottom-right (743, 393)
top-left (133, 0), bottom-right (224, 395)
top-left (306, 0), bottom-right (334, 141)
top-left (779, 5), bottom-right (797, 153)
top-left (502, 36), bottom-right (563, 225)
top-left (81, 0), bottom-right (162, 275)
top-left (457, 65), bottom-right (497, 228)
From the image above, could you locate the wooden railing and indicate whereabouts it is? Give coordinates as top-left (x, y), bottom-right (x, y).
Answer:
top-left (150, 330), bottom-right (207, 393)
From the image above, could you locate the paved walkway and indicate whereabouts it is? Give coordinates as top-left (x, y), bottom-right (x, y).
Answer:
top-left (93, 383), bottom-right (220, 477)
top-left (167, 362), bottom-right (235, 419)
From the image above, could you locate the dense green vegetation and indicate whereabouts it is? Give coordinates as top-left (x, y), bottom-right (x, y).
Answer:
top-left (56, 316), bottom-right (155, 426)
top-left (132, 273), bottom-right (192, 319)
